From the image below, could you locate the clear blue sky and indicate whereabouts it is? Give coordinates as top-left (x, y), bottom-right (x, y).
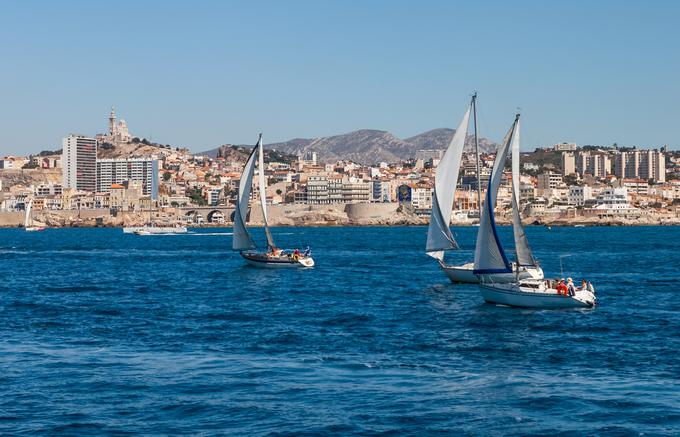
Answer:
top-left (0, 0), bottom-right (678, 155)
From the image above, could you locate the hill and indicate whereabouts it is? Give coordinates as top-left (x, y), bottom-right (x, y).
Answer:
top-left (199, 128), bottom-right (499, 165)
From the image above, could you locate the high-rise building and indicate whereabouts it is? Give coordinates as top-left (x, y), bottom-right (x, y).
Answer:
top-left (638, 150), bottom-right (666, 182)
top-left (96, 158), bottom-right (159, 199)
top-left (614, 150), bottom-right (665, 182)
top-left (575, 152), bottom-right (611, 178)
top-left (62, 135), bottom-right (97, 191)
top-left (561, 152), bottom-right (575, 176)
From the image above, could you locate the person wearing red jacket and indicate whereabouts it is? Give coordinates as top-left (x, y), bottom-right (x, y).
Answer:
top-left (556, 279), bottom-right (568, 296)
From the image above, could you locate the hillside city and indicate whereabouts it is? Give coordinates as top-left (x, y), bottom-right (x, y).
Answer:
top-left (1, 108), bottom-right (679, 227)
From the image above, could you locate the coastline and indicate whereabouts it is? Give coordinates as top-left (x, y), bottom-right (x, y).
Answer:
top-left (2, 201), bottom-right (679, 228)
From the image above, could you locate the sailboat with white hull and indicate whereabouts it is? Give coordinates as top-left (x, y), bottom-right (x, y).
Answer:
top-left (474, 115), bottom-right (595, 308)
top-left (233, 134), bottom-right (314, 268)
top-left (427, 94), bottom-right (522, 283)
top-left (472, 113), bottom-right (543, 284)
top-left (24, 199), bottom-right (45, 232)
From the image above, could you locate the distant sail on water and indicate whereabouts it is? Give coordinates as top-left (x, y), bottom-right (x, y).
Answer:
top-left (425, 105), bottom-right (471, 261)
top-left (232, 137), bottom-right (259, 251)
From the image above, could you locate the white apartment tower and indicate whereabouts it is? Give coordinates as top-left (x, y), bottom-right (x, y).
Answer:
top-left (62, 135), bottom-right (98, 192)
top-left (96, 158), bottom-right (159, 199)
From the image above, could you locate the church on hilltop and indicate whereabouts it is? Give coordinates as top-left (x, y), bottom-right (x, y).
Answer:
top-left (97, 106), bottom-right (133, 144)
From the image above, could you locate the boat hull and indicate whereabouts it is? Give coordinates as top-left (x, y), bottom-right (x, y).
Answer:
top-left (441, 263), bottom-right (544, 284)
top-left (241, 251), bottom-right (314, 268)
top-left (440, 262), bottom-right (478, 283)
top-left (126, 226), bottom-right (188, 235)
top-left (25, 226), bottom-right (45, 232)
top-left (479, 283), bottom-right (596, 308)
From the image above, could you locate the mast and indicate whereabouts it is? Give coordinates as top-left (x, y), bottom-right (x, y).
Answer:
top-left (257, 134), bottom-right (276, 249)
top-left (472, 92), bottom-right (482, 219)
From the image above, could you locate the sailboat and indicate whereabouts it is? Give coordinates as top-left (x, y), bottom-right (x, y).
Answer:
top-left (474, 115), bottom-right (595, 308)
top-left (233, 134), bottom-right (314, 268)
top-left (24, 199), bottom-right (45, 232)
top-left (427, 94), bottom-right (493, 283)
top-left (472, 113), bottom-right (544, 284)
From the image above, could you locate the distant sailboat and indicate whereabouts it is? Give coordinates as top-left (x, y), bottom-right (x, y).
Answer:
top-left (427, 94), bottom-right (483, 283)
top-left (474, 114), bottom-right (595, 308)
top-left (24, 199), bottom-right (45, 232)
top-left (233, 134), bottom-right (314, 268)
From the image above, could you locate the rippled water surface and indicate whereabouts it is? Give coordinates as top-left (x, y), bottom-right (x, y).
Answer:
top-left (1, 226), bottom-right (679, 435)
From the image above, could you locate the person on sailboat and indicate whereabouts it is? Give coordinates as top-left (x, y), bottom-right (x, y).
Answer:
top-left (556, 279), bottom-right (568, 296)
top-left (567, 278), bottom-right (576, 297)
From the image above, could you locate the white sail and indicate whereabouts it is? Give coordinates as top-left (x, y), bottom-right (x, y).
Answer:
top-left (232, 138), bottom-right (259, 251)
top-left (425, 105), bottom-right (471, 260)
top-left (473, 118), bottom-right (516, 274)
top-left (257, 135), bottom-right (276, 249)
top-left (24, 199), bottom-right (32, 227)
top-left (510, 118), bottom-right (537, 267)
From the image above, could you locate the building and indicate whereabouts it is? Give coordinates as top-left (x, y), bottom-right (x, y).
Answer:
top-left (0, 156), bottom-right (28, 169)
top-left (638, 150), bottom-right (665, 182)
top-left (537, 172), bottom-right (563, 190)
top-left (561, 152), bottom-right (575, 176)
top-left (584, 187), bottom-right (641, 219)
top-left (575, 152), bottom-right (611, 178)
top-left (106, 106), bottom-right (132, 144)
top-left (62, 135), bottom-right (97, 192)
top-left (554, 142), bottom-right (577, 152)
top-left (568, 185), bottom-right (593, 206)
top-left (614, 150), bottom-right (665, 182)
top-left (96, 158), bottom-right (159, 198)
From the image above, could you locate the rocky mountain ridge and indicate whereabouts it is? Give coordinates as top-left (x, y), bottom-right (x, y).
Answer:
top-left (199, 128), bottom-right (498, 165)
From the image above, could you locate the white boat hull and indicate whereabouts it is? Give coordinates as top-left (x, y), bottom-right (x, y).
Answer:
top-left (441, 262), bottom-right (544, 284)
top-left (241, 251), bottom-right (314, 268)
top-left (440, 262), bottom-right (478, 283)
top-left (127, 226), bottom-right (188, 235)
top-left (479, 282), bottom-right (596, 308)
top-left (25, 226), bottom-right (45, 232)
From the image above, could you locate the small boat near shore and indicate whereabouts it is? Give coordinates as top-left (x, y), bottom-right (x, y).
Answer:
top-left (132, 225), bottom-right (188, 235)
top-left (233, 134), bottom-right (314, 268)
top-left (24, 199), bottom-right (45, 232)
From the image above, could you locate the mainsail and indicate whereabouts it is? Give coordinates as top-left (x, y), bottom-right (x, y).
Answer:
top-left (425, 104), bottom-right (471, 260)
top-left (257, 135), bottom-right (276, 249)
top-left (510, 117), bottom-right (537, 267)
top-left (232, 138), bottom-right (259, 251)
top-left (473, 117), bottom-right (516, 274)
top-left (24, 199), bottom-right (32, 227)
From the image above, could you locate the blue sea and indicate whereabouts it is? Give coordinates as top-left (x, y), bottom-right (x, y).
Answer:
top-left (0, 226), bottom-right (679, 435)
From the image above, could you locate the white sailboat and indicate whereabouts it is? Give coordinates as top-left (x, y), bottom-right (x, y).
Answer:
top-left (474, 115), bottom-right (595, 308)
top-left (428, 94), bottom-right (489, 283)
top-left (233, 134), bottom-right (314, 268)
top-left (472, 114), bottom-right (544, 284)
top-left (24, 199), bottom-right (45, 232)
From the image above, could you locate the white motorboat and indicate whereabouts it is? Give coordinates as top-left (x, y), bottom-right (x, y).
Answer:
top-left (232, 134), bottom-right (314, 268)
top-left (479, 279), bottom-right (596, 309)
top-left (131, 225), bottom-right (188, 235)
top-left (24, 199), bottom-right (45, 232)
